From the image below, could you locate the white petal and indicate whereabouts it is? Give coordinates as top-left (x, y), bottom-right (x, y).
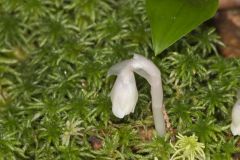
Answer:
top-left (110, 68), bottom-right (138, 118)
top-left (231, 100), bottom-right (240, 136)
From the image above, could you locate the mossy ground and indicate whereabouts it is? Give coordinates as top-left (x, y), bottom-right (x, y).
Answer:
top-left (0, 0), bottom-right (240, 159)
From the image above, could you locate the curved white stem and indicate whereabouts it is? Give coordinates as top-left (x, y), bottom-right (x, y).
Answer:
top-left (108, 60), bottom-right (132, 77)
top-left (131, 54), bottom-right (165, 136)
top-left (108, 54), bottom-right (165, 136)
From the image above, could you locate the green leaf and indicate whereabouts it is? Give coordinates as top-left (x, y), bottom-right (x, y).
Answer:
top-left (146, 0), bottom-right (218, 55)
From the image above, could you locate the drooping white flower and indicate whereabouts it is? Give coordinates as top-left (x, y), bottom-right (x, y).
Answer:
top-left (108, 61), bottom-right (138, 118)
top-left (231, 91), bottom-right (240, 136)
top-left (108, 54), bottom-right (166, 136)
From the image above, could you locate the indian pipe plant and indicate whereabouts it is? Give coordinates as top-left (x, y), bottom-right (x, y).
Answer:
top-left (0, 0), bottom-right (240, 159)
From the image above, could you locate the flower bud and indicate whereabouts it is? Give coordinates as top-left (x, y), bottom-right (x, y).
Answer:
top-left (109, 65), bottom-right (138, 118)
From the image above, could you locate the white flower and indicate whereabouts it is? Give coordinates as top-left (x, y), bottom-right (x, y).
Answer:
top-left (108, 54), bottom-right (165, 136)
top-left (108, 61), bottom-right (138, 118)
top-left (231, 94), bottom-right (240, 136)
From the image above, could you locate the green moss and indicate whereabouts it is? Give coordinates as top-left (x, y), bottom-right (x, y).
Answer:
top-left (0, 0), bottom-right (240, 159)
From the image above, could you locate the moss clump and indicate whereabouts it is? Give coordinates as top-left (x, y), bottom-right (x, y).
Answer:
top-left (0, 0), bottom-right (240, 159)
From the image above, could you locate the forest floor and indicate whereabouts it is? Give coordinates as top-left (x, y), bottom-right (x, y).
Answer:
top-left (0, 0), bottom-right (240, 159)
